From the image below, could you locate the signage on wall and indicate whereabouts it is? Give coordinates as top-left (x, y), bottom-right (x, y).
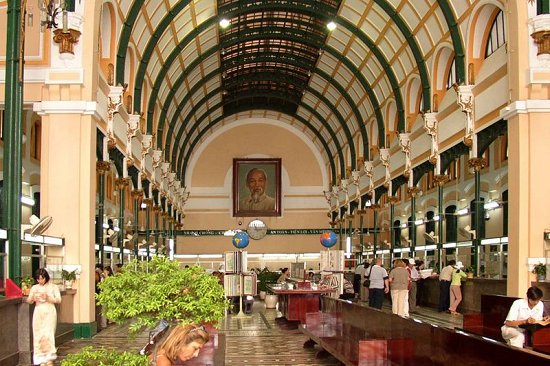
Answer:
top-left (177, 229), bottom-right (332, 237)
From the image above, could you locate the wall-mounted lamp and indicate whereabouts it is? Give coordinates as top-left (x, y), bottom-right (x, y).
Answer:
top-left (39, 0), bottom-right (68, 32)
top-left (457, 207), bottom-right (469, 216)
top-left (484, 201), bottom-right (500, 210)
top-left (39, 1), bottom-right (82, 55)
top-left (21, 195), bottom-right (35, 206)
top-left (219, 18), bottom-right (230, 29)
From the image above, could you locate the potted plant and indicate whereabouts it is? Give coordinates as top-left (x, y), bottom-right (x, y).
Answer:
top-left (96, 256), bottom-right (228, 334)
top-left (21, 276), bottom-right (35, 296)
top-left (61, 346), bottom-right (147, 366)
top-left (464, 265), bottom-right (475, 279)
top-left (61, 269), bottom-right (78, 289)
top-left (255, 268), bottom-right (280, 301)
top-left (532, 262), bottom-right (547, 281)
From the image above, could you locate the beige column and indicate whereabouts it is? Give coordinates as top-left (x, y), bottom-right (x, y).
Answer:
top-left (502, 1), bottom-right (550, 297)
top-left (38, 111), bottom-right (98, 335)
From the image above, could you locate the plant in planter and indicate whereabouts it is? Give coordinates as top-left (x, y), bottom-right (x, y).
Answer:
top-left (464, 265), bottom-right (475, 278)
top-left (61, 269), bottom-right (78, 289)
top-left (21, 276), bottom-right (35, 296)
top-left (255, 267), bottom-right (280, 299)
top-left (96, 256), bottom-right (229, 334)
top-left (532, 262), bottom-right (547, 281)
top-left (61, 346), bottom-right (148, 366)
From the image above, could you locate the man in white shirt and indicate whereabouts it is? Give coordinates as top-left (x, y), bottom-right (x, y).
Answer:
top-left (501, 286), bottom-right (549, 348)
top-left (438, 260), bottom-right (455, 312)
top-left (367, 257), bottom-right (389, 309)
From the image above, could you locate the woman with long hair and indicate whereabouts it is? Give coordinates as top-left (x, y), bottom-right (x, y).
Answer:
top-left (151, 324), bottom-right (210, 365)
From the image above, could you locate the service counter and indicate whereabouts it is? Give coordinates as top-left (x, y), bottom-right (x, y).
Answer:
top-left (417, 277), bottom-right (506, 313)
top-left (532, 281), bottom-right (550, 300)
top-left (268, 283), bottom-right (335, 323)
top-left (0, 288), bottom-right (77, 366)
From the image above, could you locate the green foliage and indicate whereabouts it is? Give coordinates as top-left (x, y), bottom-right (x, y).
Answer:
top-left (21, 276), bottom-right (35, 287)
top-left (60, 346), bottom-right (148, 366)
top-left (61, 269), bottom-right (77, 281)
top-left (465, 265), bottom-right (475, 273)
top-left (96, 257), bottom-right (228, 334)
top-left (532, 263), bottom-right (547, 277)
top-left (255, 267), bottom-right (280, 293)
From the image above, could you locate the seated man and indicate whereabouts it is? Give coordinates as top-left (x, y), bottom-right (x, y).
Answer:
top-left (501, 286), bottom-right (550, 348)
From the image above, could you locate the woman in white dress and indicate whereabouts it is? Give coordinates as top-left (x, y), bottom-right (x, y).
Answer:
top-left (26, 268), bottom-right (61, 366)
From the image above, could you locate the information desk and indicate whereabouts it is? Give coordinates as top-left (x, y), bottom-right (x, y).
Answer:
top-left (268, 284), bottom-right (335, 323)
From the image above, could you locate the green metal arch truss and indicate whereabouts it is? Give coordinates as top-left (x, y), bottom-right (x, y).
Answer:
top-left (120, 1), bottom-right (432, 145)
top-left (436, 0), bottom-right (466, 84)
top-left (152, 39), bottom-right (376, 164)
top-left (114, 0), bottom-right (465, 172)
top-left (161, 51), bottom-right (367, 166)
top-left (177, 99), bottom-right (341, 184)
top-left (170, 85), bottom-right (348, 177)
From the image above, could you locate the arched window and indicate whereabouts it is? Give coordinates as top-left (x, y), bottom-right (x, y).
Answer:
top-left (30, 121), bottom-right (41, 160)
top-left (485, 10), bottom-right (506, 58)
top-left (445, 205), bottom-right (457, 244)
top-left (446, 57), bottom-right (457, 89)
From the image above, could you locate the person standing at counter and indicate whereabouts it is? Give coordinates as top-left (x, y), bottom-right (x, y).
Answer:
top-left (438, 260), bottom-right (455, 312)
top-left (26, 268), bottom-right (62, 366)
top-left (277, 267), bottom-right (290, 283)
top-left (366, 257), bottom-right (389, 309)
top-left (448, 262), bottom-right (467, 315)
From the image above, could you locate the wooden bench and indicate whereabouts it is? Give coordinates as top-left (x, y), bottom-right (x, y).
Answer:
top-left (300, 311), bottom-right (415, 366)
top-left (304, 296), bottom-right (550, 366)
top-left (462, 294), bottom-right (550, 353)
top-left (462, 294), bottom-right (517, 341)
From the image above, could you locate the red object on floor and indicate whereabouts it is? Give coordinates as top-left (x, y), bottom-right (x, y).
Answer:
top-left (5, 278), bottom-right (23, 298)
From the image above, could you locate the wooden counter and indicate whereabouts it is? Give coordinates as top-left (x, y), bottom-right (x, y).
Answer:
top-left (268, 285), bottom-right (334, 323)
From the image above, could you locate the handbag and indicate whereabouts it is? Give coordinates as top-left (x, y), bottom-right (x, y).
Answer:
top-left (362, 267), bottom-right (372, 287)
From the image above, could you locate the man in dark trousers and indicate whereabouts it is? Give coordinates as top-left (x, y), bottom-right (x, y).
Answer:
top-left (438, 260), bottom-right (455, 312)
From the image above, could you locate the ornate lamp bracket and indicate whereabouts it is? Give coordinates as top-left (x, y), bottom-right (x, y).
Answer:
top-left (423, 113), bottom-right (439, 165)
top-left (126, 114), bottom-right (141, 162)
top-left (107, 85), bottom-right (126, 146)
top-left (151, 149), bottom-right (163, 169)
top-left (351, 170), bottom-right (361, 201)
top-left (160, 162), bottom-right (170, 179)
top-left (379, 148), bottom-right (391, 189)
top-left (454, 84), bottom-right (476, 150)
top-left (398, 133), bottom-right (412, 178)
top-left (141, 134), bottom-right (153, 169)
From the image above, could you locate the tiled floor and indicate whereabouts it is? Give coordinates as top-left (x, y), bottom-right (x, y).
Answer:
top-left (44, 299), bottom-right (463, 366)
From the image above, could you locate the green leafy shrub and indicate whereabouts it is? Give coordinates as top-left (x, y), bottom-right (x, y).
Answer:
top-left (255, 267), bottom-right (280, 293)
top-left (61, 269), bottom-right (77, 281)
top-left (96, 257), bottom-right (228, 334)
top-left (60, 346), bottom-right (148, 366)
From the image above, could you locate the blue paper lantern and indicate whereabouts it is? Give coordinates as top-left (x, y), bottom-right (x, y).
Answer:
top-left (232, 231), bottom-right (250, 249)
top-left (320, 231), bottom-right (338, 248)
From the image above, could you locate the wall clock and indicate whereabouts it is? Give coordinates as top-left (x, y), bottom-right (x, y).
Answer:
top-left (247, 219), bottom-right (267, 240)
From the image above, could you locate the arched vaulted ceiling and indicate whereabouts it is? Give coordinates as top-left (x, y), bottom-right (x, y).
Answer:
top-left (114, 0), bottom-right (465, 185)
